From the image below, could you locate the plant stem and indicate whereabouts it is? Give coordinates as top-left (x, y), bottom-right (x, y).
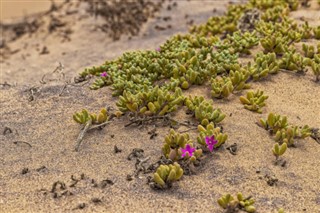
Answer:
top-left (75, 118), bottom-right (92, 152)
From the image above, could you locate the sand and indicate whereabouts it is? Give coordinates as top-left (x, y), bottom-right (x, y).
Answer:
top-left (0, 1), bottom-right (320, 213)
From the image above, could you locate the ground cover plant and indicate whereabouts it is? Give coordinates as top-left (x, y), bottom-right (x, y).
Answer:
top-left (70, 0), bottom-right (320, 211)
top-left (2, 0), bottom-right (319, 212)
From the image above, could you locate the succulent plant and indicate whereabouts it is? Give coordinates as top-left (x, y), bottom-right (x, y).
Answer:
top-left (302, 43), bottom-right (316, 59)
top-left (211, 77), bottom-right (234, 99)
top-left (189, 4), bottom-right (246, 37)
top-left (260, 113), bottom-right (311, 145)
top-left (251, 52), bottom-right (279, 80)
top-left (211, 50), bottom-right (240, 75)
top-left (216, 31), bottom-right (259, 55)
top-left (311, 54), bottom-right (320, 81)
top-left (229, 68), bottom-right (251, 91)
top-left (300, 22), bottom-right (313, 39)
top-left (197, 123), bottom-right (228, 149)
top-left (240, 90), bottom-right (268, 113)
top-left (185, 96), bottom-right (226, 125)
top-left (217, 192), bottom-right (256, 213)
top-left (260, 6), bottom-right (289, 22)
top-left (259, 113), bottom-right (288, 133)
top-left (314, 26), bottom-right (320, 39)
top-left (162, 129), bottom-right (192, 161)
top-left (274, 126), bottom-right (298, 146)
top-left (73, 108), bottom-right (109, 125)
top-left (116, 86), bottom-right (184, 116)
top-left (272, 143), bottom-right (287, 160)
top-left (152, 163), bottom-right (184, 189)
top-left (279, 51), bottom-right (311, 73)
top-left (260, 32), bottom-right (296, 55)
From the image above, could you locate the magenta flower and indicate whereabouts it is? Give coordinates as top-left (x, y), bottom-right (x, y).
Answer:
top-left (155, 47), bottom-right (161, 52)
top-left (181, 144), bottom-right (196, 158)
top-left (205, 135), bottom-right (218, 152)
top-left (100, 72), bottom-right (108, 77)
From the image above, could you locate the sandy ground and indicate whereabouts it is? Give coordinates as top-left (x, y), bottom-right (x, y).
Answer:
top-left (1, 1), bottom-right (320, 213)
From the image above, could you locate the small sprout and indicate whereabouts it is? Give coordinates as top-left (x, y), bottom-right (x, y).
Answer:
top-left (152, 162), bottom-right (183, 189)
top-left (73, 109), bottom-right (91, 124)
top-left (274, 126), bottom-right (298, 146)
top-left (297, 125), bottom-right (312, 139)
top-left (218, 192), bottom-right (256, 212)
top-left (239, 90), bottom-right (268, 113)
top-left (272, 143), bottom-right (287, 161)
top-left (278, 208), bottom-right (285, 213)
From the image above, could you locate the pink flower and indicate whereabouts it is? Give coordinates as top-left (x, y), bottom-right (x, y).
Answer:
top-left (100, 72), bottom-right (108, 77)
top-left (155, 47), bottom-right (161, 52)
top-left (205, 135), bottom-right (218, 152)
top-left (181, 144), bottom-right (196, 158)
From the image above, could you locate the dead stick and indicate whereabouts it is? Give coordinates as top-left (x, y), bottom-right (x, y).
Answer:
top-left (88, 121), bottom-right (112, 130)
top-left (75, 119), bottom-right (92, 152)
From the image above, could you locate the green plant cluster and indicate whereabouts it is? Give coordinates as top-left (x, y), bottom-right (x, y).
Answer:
top-left (218, 192), bottom-right (256, 213)
top-left (251, 52), bottom-right (279, 80)
top-left (314, 26), bottom-right (320, 39)
top-left (302, 43), bottom-right (317, 59)
top-left (240, 90), bottom-right (268, 113)
top-left (189, 4), bottom-right (247, 36)
top-left (73, 108), bottom-right (108, 125)
top-left (210, 50), bottom-right (240, 75)
top-left (249, 0), bottom-right (298, 11)
top-left (259, 113), bottom-right (311, 146)
top-left (197, 123), bottom-right (228, 149)
top-left (162, 129), bottom-right (192, 161)
top-left (153, 163), bottom-right (184, 189)
top-left (279, 51), bottom-right (311, 73)
top-left (260, 6), bottom-right (289, 22)
top-left (185, 96), bottom-right (226, 125)
top-left (311, 54), bottom-right (320, 81)
top-left (116, 86), bottom-right (184, 116)
top-left (257, 18), bottom-right (304, 55)
top-left (74, 0), bottom-right (319, 209)
top-left (216, 31), bottom-right (260, 55)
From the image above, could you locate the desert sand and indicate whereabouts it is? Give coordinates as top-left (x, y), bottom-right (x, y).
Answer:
top-left (0, 1), bottom-right (320, 213)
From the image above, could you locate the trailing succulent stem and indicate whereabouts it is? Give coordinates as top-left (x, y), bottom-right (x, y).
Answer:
top-left (73, 108), bottom-right (110, 151)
